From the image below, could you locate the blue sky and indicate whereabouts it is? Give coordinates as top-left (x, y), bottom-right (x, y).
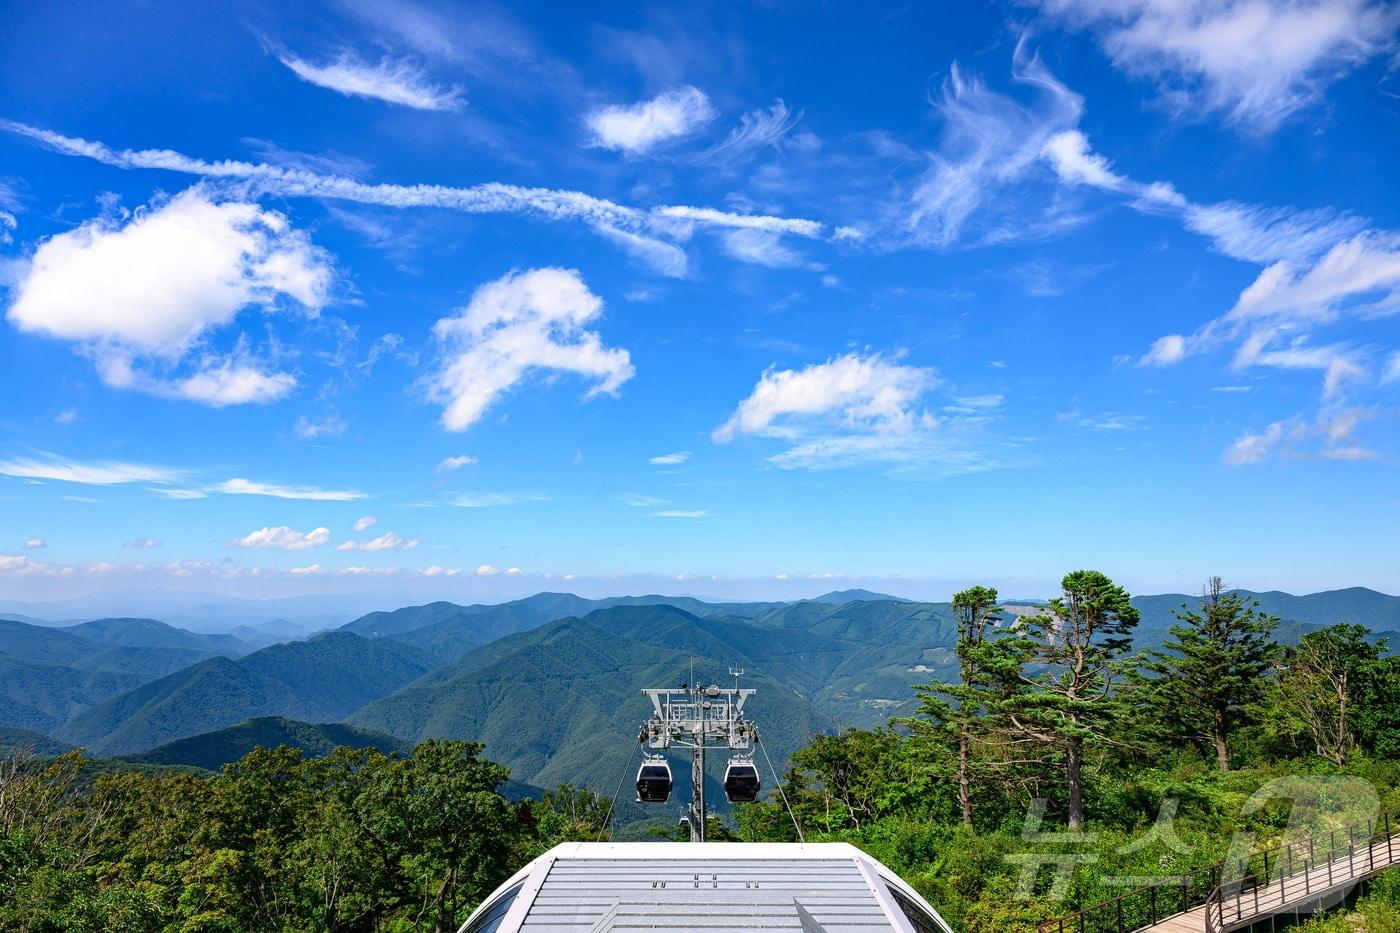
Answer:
top-left (1, 0), bottom-right (1398, 603)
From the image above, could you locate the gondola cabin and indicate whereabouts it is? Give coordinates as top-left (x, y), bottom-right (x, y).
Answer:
top-left (635, 756), bottom-right (672, 803)
top-left (723, 756), bottom-right (760, 803)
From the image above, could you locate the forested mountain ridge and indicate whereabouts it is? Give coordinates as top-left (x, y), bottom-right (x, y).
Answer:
top-left (344, 600), bottom-right (962, 799)
top-left (4, 586), bottom-right (1395, 771)
top-left (121, 716), bottom-right (409, 771)
top-left (54, 632), bottom-right (434, 754)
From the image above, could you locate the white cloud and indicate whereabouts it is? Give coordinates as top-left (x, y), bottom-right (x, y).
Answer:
top-left (1223, 406), bottom-right (1377, 464)
top-left (295, 413), bottom-right (350, 440)
top-left (352, 515), bottom-right (378, 532)
top-left (337, 530), bottom-right (421, 551)
top-left (123, 538), bottom-right (161, 548)
top-left (592, 224), bottom-right (690, 278)
top-left (435, 454), bottom-right (478, 472)
top-left (422, 565), bottom-right (463, 577)
top-left (289, 564), bottom-right (323, 575)
top-left (168, 357), bottom-right (299, 406)
top-left (277, 50), bottom-right (464, 111)
top-left (425, 267), bottom-right (633, 431)
top-left (216, 478), bottom-right (364, 501)
top-left (149, 487), bottom-right (208, 500)
top-left (228, 525), bottom-right (332, 550)
top-left (476, 563), bottom-right (501, 575)
top-left (1140, 334), bottom-right (1188, 366)
top-left (699, 99), bottom-right (802, 165)
top-left (618, 493), bottom-right (668, 508)
top-left (449, 491), bottom-right (550, 507)
top-left (905, 42), bottom-right (1084, 247)
top-left (23, 538), bottom-right (44, 549)
top-left (714, 353), bottom-right (1022, 476)
top-left (5, 187), bottom-right (331, 405)
top-left (1041, 130), bottom-right (1132, 192)
top-left (714, 353), bottom-right (939, 443)
top-left (1059, 410), bottom-right (1148, 431)
top-left (651, 509), bottom-right (708, 519)
top-left (54, 408), bottom-right (78, 426)
top-left (0, 452), bottom-right (181, 486)
top-left (1385, 352), bottom-right (1400, 384)
top-left (0, 121), bottom-right (826, 277)
top-left (587, 86), bottom-right (716, 154)
top-left (648, 451), bottom-right (691, 465)
top-left (1040, 129), bottom-right (1400, 452)
top-left (0, 210), bottom-right (15, 244)
top-left (1032, 0), bottom-right (1400, 133)
top-left (720, 229), bottom-right (811, 268)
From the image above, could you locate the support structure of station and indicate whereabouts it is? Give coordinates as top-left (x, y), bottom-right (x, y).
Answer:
top-left (639, 672), bottom-right (759, 842)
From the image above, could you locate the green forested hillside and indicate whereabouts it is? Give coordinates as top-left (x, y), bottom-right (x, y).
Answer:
top-left (0, 725), bottom-right (74, 755)
top-left (0, 655), bottom-right (148, 732)
top-left (349, 606), bottom-right (838, 793)
top-left (122, 716), bottom-right (409, 770)
top-left (55, 632), bottom-right (433, 754)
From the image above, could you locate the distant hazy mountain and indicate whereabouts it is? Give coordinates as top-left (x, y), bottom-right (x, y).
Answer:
top-left (0, 590), bottom-right (393, 635)
top-left (808, 589), bottom-right (912, 604)
top-left (59, 617), bottom-right (254, 656)
top-left (1131, 587), bottom-right (1400, 647)
top-left (121, 716), bottom-right (408, 771)
top-left (56, 632), bottom-right (433, 754)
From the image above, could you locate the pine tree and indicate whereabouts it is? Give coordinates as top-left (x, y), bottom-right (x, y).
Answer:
top-left (1008, 570), bottom-right (1139, 830)
top-left (904, 585), bottom-right (1003, 827)
top-left (1138, 577), bottom-right (1278, 771)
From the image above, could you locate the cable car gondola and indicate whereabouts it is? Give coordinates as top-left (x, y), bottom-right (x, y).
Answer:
top-left (636, 756), bottom-right (673, 803)
top-left (723, 756), bottom-right (760, 803)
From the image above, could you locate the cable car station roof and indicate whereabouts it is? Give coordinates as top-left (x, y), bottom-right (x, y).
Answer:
top-left (459, 842), bottom-right (953, 933)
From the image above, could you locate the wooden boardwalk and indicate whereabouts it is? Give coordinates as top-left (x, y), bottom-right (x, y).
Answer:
top-left (1145, 834), bottom-right (1400, 933)
top-left (1041, 817), bottom-right (1400, 933)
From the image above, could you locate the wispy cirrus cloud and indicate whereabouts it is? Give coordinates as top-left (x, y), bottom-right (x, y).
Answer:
top-left (0, 120), bottom-right (826, 278)
top-left (449, 491), bottom-right (550, 507)
top-left (215, 478), bottom-right (364, 501)
top-left (277, 50), bottom-right (464, 111)
top-left (1034, 121), bottom-right (1400, 463)
top-left (648, 451), bottom-right (691, 465)
top-left (902, 40), bottom-right (1085, 248)
top-left (618, 493), bottom-right (668, 507)
top-left (0, 452), bottom-right (182, 486)
top-left (1030, 0), bottom-right (1400, 134)
top-left (435, 454), bottom-right (478, 473)
top-left (698, 99), bottom-right (802, 166)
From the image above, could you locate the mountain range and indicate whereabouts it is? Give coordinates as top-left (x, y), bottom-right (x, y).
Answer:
top-left (3, 586), bottom-right (1396, 804)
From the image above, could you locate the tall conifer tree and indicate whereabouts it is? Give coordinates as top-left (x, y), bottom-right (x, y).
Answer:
top-left (1138, 577), bottom-right (1278, 770)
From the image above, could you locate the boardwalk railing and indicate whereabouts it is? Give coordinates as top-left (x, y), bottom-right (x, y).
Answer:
top-left (1039, 808), bottom-right (1400, 933)
top-left (1204, 810), bottom-right (1400, 933)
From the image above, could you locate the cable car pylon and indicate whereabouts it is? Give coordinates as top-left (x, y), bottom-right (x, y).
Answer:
top-left (636, 670), bottom-right (760, 842)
